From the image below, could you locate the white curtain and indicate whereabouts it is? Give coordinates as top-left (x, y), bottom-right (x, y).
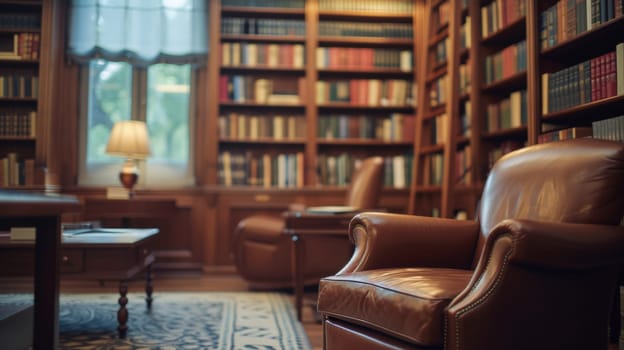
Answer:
top-left (68, 0), bottom-right (208, 66)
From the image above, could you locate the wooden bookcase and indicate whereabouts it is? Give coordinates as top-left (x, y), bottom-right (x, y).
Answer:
top-left (410, 0), bottom-right (624, 219)
top-left (210, 0), bottom-right (419, 191)
top-left (0, 0), bottom-right (49, 189)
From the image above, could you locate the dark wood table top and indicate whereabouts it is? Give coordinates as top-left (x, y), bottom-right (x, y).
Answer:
top-left (0, 190), bottom-right (81, 216)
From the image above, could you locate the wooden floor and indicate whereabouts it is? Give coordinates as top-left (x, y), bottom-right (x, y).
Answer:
top-left (2, 270), bottom-right (620, 350)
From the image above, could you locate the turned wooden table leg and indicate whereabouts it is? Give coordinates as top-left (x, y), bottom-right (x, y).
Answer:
top-left (145, 263), bottom-right (153, 309)
top-left (117, 280), bottom-right (129, 338)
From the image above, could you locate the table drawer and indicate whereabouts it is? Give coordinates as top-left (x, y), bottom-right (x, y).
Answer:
top-left (60, 249), bottom-right (84, 273)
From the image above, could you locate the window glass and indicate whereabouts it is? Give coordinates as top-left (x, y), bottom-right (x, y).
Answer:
top-left (146, 64), bottom-right (191, 164)
top-left (87, 60), bottom-right (132, 163)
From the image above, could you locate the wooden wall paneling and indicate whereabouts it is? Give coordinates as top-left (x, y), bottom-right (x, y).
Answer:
top-left (204, 0), bottom-right (222, 186)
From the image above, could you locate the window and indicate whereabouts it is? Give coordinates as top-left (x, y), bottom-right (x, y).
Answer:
top-left (78, 59), bottom-right (195, 187)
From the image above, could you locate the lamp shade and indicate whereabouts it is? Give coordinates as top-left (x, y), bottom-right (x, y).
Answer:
top-left (106, 120), bottom-right (151, 159)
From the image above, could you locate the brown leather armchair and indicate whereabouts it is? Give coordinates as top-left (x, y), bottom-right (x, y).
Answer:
top-left (318, 139), bottom-right (624, 350)
top-left (232, 156), bottom-right (385, 289)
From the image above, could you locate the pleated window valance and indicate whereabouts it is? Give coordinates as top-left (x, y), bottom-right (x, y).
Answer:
top-left (67, 0), bottom-right (208, 66)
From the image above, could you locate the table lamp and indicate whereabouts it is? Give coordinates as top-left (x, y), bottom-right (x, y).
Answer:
top-left (106, 120), bottom-right (151, 197)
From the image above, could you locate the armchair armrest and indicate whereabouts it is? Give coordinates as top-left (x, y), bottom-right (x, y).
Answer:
top-left (446, 219), bottom-right (624, 350)
top-left (501, 219), bottom-right (624, 269)
top-left (337, 212), bottom-right (480, 274)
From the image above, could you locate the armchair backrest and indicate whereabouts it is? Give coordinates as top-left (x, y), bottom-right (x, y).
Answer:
top-left (344, 156), bottom-right (385, 209)
top-left (475, 138), bottom-right (624, 263)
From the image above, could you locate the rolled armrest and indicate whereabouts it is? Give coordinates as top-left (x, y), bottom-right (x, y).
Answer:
top-left (446, 219), bottom-right (624, 349)
top-left (336, 212), bottom-right (480, 274)
top-left (495, 219), bottom-right (624, 269)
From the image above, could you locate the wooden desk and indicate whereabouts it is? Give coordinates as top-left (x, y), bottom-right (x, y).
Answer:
top-left (0, 190), bottom-right (81, 350)
top-left (282, 210), bottom-right (356, 322)
top-left (63, 227), bottom-right (158, 337)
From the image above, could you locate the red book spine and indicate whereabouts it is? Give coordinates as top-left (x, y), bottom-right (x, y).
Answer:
top-left (590, 57), bottom-right (598, 101)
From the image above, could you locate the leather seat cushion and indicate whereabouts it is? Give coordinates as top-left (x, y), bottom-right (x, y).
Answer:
top-left (318, 268), bottom-right (472, 347)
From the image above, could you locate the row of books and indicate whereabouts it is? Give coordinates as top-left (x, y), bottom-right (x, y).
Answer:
top-left (428, 113), bottom-right (448, 145)
top-left (219, 75), bottom-right (304, 104)
top-left (459, 61), bottom-right (471, 95)
top-left (431, 38), bottom-right (449, 67)
top-left (318, 0), bottom-right (414, 14)
top-left (0, 111), bottom-right (36, 137)
top-left (0, 14), bottom-right (40, 30)
top-left (221, 17), bottom-right (306, 36)
top-left (460, 16), bottom-right (472, 50)
top-left (218, 151), bottom-right (304, 187)
top-left (538, 126), bottom-right (593, 143)
top-left (429, 74), bottom-right (447, 108)
top-left (0, 33), bottom-right (40, 60)
top-left (535, 115), bottom-right (624, 143)
top-left (318, 113), bottom-right (415, 142)
top-left (481, 0), bottom-right (527, 38)
top-left (221, 43), bottom-right (305, 68)
top-left (542, 45), bottom-right (623, 113)
top-left (315, 79), bottom-right (415, 107)
top-left (0, 153), bottom-right (35, 187)
top-left (316, 47), bottom-right (413, 71)
top-left (382, 154), bottom-right (412, 189)
top-left (318, 21), bottom-right (413, 39)
top-left (455, 145), bottom-right (472, 185)
top-left (218, 113), bottom-right (306, 140)
top-left (0, 74), bottom-right (39, 98)
top-left (541, 0), bottom-right (624, 49)
top-left (484, 40), bottom-right (527, 85)
top-left (593, 115), bottom-right (624, 141)
top-left (485, 89), bottom-right (528, 132)
top-left (317, 153), bottom-right (412, 188)
top-left (222, 0), bottom-right (305, 8)
top-left (459, 100), bottom-right (472, 137)
top-left (422, 152), bottom-right (444, 186)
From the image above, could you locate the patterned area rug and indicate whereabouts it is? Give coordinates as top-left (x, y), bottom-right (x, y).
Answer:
top-left (6, 292), bottom-right (311, 350)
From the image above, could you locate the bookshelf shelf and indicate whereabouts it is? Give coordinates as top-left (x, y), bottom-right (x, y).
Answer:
top-left (317, 140), bottom-right (414, 146)
top-left (317, 36), bottom-right (413, 46)
top-left (481, 71), bottom-right (527, 93)
top-left (220, 66), bottom-right (306, 74)
top-left (481, 17), bottom-right (526, 48)
top-left (219, 138), bottom-right (306, 145)
top-left (221, 6), bottom-right (305, 18)
top-left (0, 136), bottom-right (35, 141)
top-left (316, 70), bottom-right (413, 79)
top-left (540, 16), bottom-right (624, 64)
top-left (541, 95), bottom-right (624, 125)
top-left (482, 126), bottom-right (528, 140)
top-left (220, 34), bottom-right (306, 43)
top-left (318, 11), bottom-right (414, 22)
top-left (0, 0), bottom-right (45, 189)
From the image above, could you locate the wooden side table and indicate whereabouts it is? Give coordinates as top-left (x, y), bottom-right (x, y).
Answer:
top-left (61, 227), bottom-right (159, 338)
top-left (282, 210), bottom-right (356, 322)
top-left (0, 190), bottom-right (81, 350)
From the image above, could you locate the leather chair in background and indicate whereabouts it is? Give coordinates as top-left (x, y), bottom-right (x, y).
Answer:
top-left (318, 138), bottom-right (624, 350)
top-left (232, 156), bottom-right (385, 289)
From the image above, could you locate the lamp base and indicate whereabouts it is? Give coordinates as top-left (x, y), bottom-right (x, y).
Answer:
top-left (119, 159), bottom-right (139, 198)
